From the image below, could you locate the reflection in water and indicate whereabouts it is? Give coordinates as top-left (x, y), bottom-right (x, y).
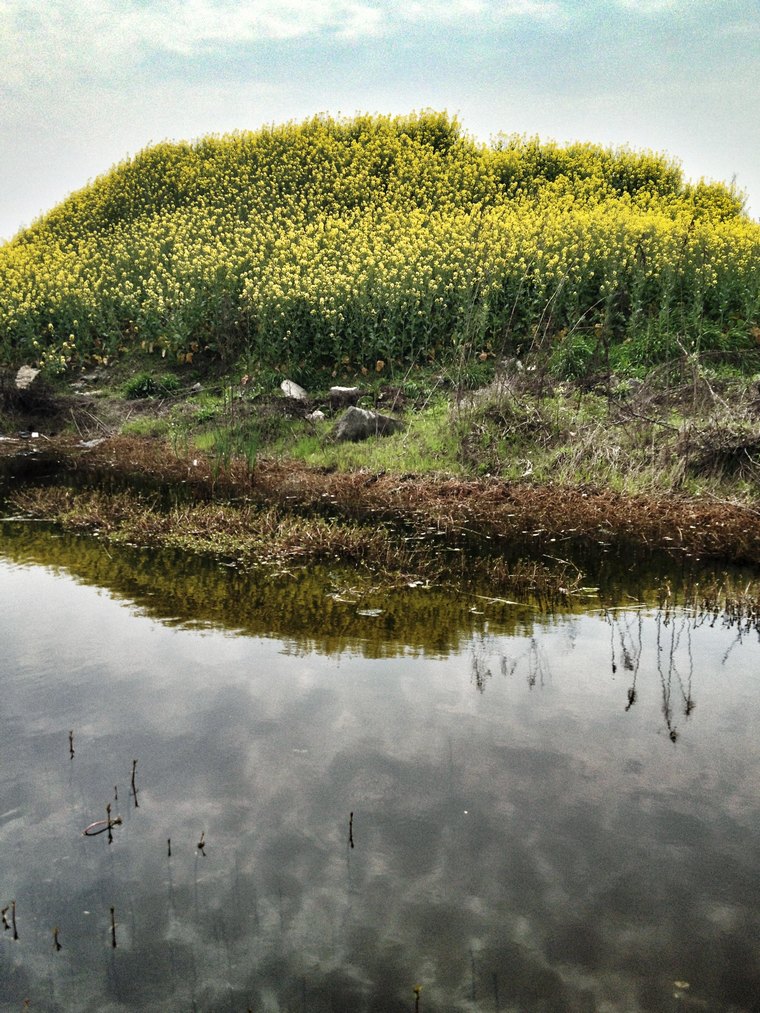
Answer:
top-left (0, 527), bottom-right (759, 1011)
top-left (0, 518), bottom-right (545, 657)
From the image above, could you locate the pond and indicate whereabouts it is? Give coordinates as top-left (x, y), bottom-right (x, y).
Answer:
top-left (0, 517), bottom-right (759, 1012)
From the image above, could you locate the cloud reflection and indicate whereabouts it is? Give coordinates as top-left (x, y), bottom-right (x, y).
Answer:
top-left (0, 556), bottom-right (759, 1010)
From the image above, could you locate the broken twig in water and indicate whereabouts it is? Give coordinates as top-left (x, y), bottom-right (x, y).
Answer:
top-left (130, 759), bottom-right (139, 807)
top-left (110, 907), bottom-right (117, 948)
top-left (69, 730), bottom-right (75, 759)
top-left (82, 815), bottom-right (123, 837)
top-left (349, 812), bottom-right (354, 849)
top-left (53, 926), bottom-right (62, 951)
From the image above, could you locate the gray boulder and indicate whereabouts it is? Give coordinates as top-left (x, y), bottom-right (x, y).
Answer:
top-left (332, 406), bottom-right (403, 442)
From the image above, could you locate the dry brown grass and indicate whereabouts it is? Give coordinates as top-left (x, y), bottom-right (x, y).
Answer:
top-left (6, 432), bottom-right (760, 569)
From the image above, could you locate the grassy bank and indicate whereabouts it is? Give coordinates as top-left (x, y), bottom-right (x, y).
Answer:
top-left (41, 346), bottom-right (759, 505)
top-left (4, 346), bottom-right (760, 571)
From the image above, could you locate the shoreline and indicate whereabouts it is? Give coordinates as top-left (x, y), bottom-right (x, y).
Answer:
top-left (3, 433), bottom-right (760, 569)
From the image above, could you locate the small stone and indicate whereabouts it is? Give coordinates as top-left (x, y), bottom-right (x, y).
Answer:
top-left (280, 379), bottom-right (308, 400)
top-left (332, 406), bottom-right (403, 442)
top-left (15, 365), bottom-right (40, 390)
top-left (328, 386), bottom-right (361, 408)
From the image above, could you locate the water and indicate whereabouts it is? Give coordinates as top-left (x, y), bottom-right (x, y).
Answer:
top-left (0, 521), bottom-right (759, 1012)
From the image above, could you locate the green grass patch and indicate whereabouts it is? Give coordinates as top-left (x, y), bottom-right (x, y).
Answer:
top-left (123, 372), bottom-right (182, 399)
top-left (288, 398), bottom-right (462, 474)
top-left (121, 416), bottom-right (172, 438)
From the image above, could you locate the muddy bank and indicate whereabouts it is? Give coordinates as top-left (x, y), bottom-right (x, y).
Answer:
top-left (2, 434), bottom-right (760, 569)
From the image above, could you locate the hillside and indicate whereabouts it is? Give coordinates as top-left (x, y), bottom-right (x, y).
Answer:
top-left (0, 111), bottom-right (758, 384)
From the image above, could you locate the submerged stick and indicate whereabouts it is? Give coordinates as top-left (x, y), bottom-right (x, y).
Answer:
top-left (69, 730), bottom-right (75, 759)
top-left (110, 906), bottom-right (117, 948)
top-left (167, 838), bottom-right (172, 858)
top-left (82, 816), bottom-right (122, 837)
top-left (349, 812), bottom-right (354, 849)
top-left (12, 900), bottom-right (18, 941)
top-left (53, 926), bottom-right (62, 951)
top-left (130, 759), bottom-right (139, 807)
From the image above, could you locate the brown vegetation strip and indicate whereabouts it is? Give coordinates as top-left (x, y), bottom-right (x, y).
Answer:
top-left (8, 435), bottom-right (760, 565)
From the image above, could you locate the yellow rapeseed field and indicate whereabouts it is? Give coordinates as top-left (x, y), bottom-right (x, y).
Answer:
top-left (0, 112), bottom-right (757, 377)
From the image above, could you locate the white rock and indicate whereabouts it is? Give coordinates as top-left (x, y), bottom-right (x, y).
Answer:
top-left (15, 365), bottom-right (40, 390)
top-left (280, 379), bottom-right (308, 400)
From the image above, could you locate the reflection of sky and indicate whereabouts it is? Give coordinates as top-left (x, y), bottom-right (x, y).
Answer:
top-left (1, 559), bottom-right (759, 1011)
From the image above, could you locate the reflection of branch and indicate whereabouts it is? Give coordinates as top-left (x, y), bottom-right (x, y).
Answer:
top-left (492, 639), bottom-right (550, 691)
top-left (605, 610), bottom-right (643, 710)
top-left (527, 638), bottom-right (549, 690)
top-left (471, 633), bottom-right (495, 692)
top-left (721, 629), bottom-right (745, 666)
top-left (471, 654), bottom-right (491, 693)
top-left (681, 622), bottom-right (695, 717)
top-left (656, 613), bottom-right (678, 742)
top-left (130, 759), bottom-right (139, 808)
top-left (625, 611), bottom-right (643, 711)
top-left (665, 616), bottom-right (696, 720)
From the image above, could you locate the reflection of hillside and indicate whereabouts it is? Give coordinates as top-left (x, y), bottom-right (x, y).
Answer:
top-left (3, 510), bottom-right (758, 660)
top-left (1, 520), bottom-right (547, 656)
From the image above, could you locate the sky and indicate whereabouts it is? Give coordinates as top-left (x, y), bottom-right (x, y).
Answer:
top-left (1, 0), bottom-right (758, 241)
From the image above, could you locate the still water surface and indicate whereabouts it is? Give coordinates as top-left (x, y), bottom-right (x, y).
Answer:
top-left (0, 522), bottom-right (759, 1012)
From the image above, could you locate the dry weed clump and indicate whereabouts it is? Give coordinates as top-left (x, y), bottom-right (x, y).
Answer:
top-left (485, 557), bottom-right (585, 605)
top-left (6, 483), bottom-right (440, 581)
top-left (676, 421), bottom-right (760, 482)
top-left (9, 486), bottom-right (142, 532)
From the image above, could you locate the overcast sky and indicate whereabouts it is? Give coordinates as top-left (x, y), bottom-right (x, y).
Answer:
top-left (1, 0), bottom-right (758, 242)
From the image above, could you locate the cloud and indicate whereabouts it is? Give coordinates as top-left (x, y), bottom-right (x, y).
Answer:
top-left (612, 0), bottom-right (705, 12)
top-left (1, 0), bottom-right (564, 84)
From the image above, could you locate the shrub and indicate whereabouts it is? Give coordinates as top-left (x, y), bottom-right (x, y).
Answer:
top-left (123, 372), bottom-right (181, 399)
